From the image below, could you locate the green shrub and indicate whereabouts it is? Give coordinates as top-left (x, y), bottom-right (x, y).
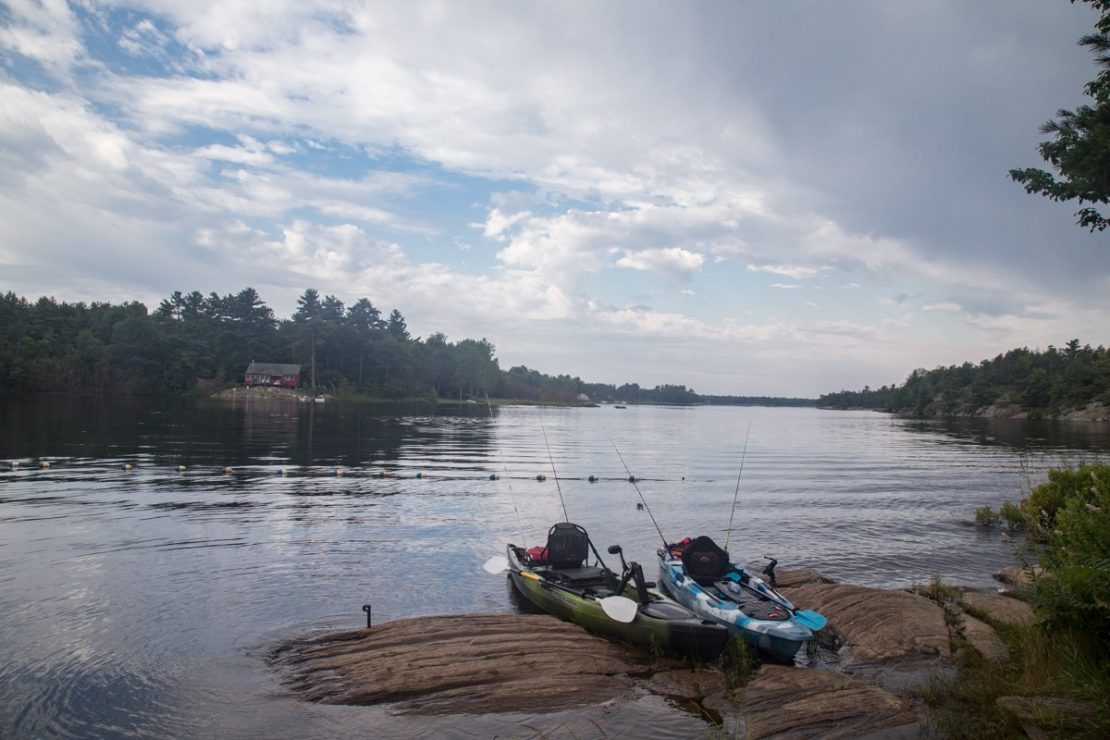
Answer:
top-left (975, 505), bottom-right (1000, 527)
top-left (1022, 464), bottom-right (1110, 647)
top-left (999, 501), bottom-right (1025, 530)
top-left (720, 635), bottom-right (759, 688)
top-left (1020, 463), bottom-right (1105, 538)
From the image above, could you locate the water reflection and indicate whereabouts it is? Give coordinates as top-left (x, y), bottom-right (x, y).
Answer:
top-left (1, 398), bottom-right (1108, 737)
top-left (899, 415), bottom-right (1110, 454)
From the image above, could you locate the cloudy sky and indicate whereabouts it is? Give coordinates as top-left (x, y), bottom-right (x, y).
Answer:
top-left (1, 1), bottom-right (1106, 396)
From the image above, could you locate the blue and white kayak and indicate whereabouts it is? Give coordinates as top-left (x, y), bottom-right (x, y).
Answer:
top-left (657, 535), bottom-right (826, 662)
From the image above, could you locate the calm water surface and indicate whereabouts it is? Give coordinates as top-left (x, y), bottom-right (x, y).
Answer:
top-left (1, 396), bottom-right (1107, 737)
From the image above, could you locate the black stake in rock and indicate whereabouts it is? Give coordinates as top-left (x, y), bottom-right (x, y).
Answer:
top-left (362, 604), bottom-right (372, 628)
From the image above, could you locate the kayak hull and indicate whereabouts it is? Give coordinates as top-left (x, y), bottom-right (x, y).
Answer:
top-left (506, 546), bottom-right (728, 661)
top-left (658, 553), bottom-right (814, 663)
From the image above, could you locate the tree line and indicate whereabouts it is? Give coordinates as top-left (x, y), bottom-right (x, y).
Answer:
top-left (0, 287), bottom-right (500, 400)
top-left (0, 287), bottom-right (807, 405)
top-left (818, 340), bottom-right (1110, 416)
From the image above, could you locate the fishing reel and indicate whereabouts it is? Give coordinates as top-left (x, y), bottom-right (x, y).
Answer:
top-left (762, 555), bottom-right (778, 589)
top-left (608, 545), bottom-right (651, 605)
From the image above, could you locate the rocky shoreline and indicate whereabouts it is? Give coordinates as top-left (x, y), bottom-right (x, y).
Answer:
top-left (269, 567), bottom-right (1083, 737)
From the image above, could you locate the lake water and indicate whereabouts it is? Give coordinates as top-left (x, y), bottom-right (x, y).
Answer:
top-left (1, 396), bottom-right (1107, 738)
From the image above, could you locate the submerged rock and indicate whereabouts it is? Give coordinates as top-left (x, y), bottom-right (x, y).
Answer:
top-left (741, 664), bottom-right (921, 738)
top-left (993, 565), bottom-right (1043, 591)
top-left (774, 568), bottom-right (835, 588)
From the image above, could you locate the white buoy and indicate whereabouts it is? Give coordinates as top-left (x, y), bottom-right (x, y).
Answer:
top-left (224, 466), bottom-right (233, 474)
top-left (336, 469), bottom-right (344, 477)
top-left (123, 463), bottom-right (133, 472)
top-left (41, 461), bottom-right (50, 469)
top-left (177, 465), bottom-right (186, 473)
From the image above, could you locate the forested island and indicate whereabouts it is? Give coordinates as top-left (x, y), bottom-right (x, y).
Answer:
top-left (0, 288), bottom-right (812, 406)
top-left (818, 341), bottom-right (1110, 419)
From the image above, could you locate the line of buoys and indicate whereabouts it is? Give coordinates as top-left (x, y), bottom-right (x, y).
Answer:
top-left (3, 461), bottom-right (681, 484)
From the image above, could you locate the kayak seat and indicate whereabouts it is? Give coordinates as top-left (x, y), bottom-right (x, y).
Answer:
top-left (546, 522), bottom-right (591, 569)
top-left (681, 535), bottom-right (730, 585)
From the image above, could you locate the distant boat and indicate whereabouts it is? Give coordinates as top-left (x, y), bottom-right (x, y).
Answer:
top-left (614, 405), bottom-right (627, 409)
top-left (314, 396), bottom-right (326, 403)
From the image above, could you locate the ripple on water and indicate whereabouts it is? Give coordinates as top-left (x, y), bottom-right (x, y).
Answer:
top-left (0, 402), bottom-right (1106, 737)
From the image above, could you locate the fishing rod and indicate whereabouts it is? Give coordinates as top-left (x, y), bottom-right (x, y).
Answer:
top-left (485, 394), bottom-right (527, 541)
top-left (723, 420), bottom-right (752, 552)
top-left (608, 436), bottom-right (669, 549)
top-left (538, 412), bottom-right (570, 523)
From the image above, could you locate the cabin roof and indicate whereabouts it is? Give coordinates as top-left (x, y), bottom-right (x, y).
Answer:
top-left (245, 362), bottom-right (301, 376)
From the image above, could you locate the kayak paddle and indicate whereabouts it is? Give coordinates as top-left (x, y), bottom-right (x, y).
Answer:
top-left (483, 555), bottom-right (509, 574)
top-left (792, 609), bottom-right (828, 631)
top-left (599, 595), bottom-right (639, 623)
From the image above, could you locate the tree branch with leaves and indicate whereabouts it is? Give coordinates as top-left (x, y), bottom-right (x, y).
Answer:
top-left (1010, 0), bottom-right (1110, 232)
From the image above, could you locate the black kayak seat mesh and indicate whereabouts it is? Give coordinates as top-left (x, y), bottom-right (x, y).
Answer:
top-left (682, 535), bottom-right (730, 582)
top-left (546, 522), bottom-right (591, 569)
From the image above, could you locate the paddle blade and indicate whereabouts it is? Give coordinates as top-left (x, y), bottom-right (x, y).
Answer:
top-left (599, 595), bottom-right (639, 623)
top-left (483, 556), bottom-right (509, 574)
top-left (794, 609), bottom-right (828, 631)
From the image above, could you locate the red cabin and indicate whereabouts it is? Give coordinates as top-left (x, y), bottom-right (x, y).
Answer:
top-left (244, 362), bottom-right (301, 389)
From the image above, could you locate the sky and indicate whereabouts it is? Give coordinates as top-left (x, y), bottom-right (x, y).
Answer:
top-left (1, 1), bottom-right (1107, 397)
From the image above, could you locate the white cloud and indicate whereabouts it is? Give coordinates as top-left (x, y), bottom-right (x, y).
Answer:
top-left (747, 263), bottom-right (820, 279)
top-left (0, 0), bottom-right (83, 75)
top-left (922, 302), bottom-right (963, 313)
top-left (481, 208), bottom-right (531, 241)
top-left (616, 247), bottom-right (704, 279)
top-left (194, 143), bottom-right (273, 166)
top-left (118, 18), bottom-right (170, 58)
top-left (0, 1), bottom-right (1106, 395)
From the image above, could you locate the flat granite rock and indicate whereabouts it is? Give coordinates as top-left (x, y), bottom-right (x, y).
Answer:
top-left (780, 582), bottom-right (951, 662)
top-left (960, 591), bottom-right (1037, 628)
top-left (271, 613), bottom-right (693, 715)
top-left (956, 611), bottom-right (1009, 663)
top-left (741, 664), bottom-right (921, 739)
